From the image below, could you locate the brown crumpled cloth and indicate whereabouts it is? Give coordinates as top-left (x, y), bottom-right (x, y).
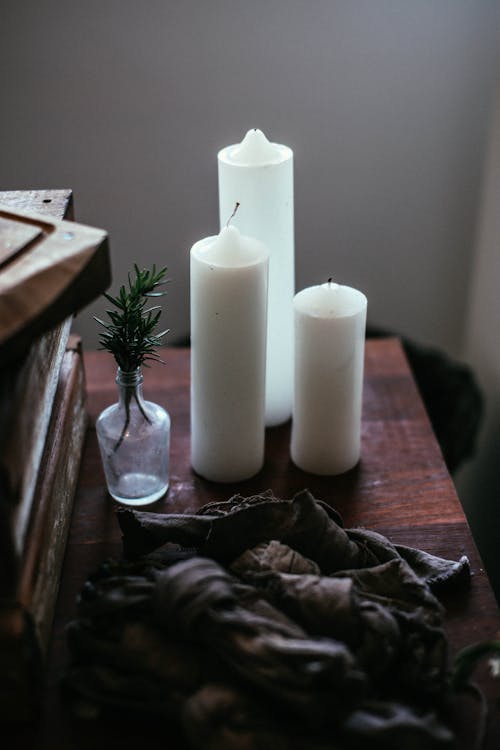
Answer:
top-left (64, 489), bottom-right (469, 749)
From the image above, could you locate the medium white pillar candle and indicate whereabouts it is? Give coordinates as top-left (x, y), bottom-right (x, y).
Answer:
top-left (218, 128), bottom-right (294, 427)
top-left (190, 224), bottom-right (269, 482)
top-left (291, 281), bottom-right (367, 475)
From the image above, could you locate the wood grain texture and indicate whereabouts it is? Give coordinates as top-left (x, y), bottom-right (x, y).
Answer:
top-left (5, 318), bottom-right (72, 556)
top-left (82, 343), bottom-right (466, 530)
top-left (0, 191), bottom-right (90, 724)
top-left (0, 190), bottom-right (74, 220)
top-left (0, 340), bottom-right (86, 724)
top-left (5, 341), bottom-right (496, 747)
top-left (0, 196), bottom-right (109, 368)
top-left (0, 191), bottom-right (75, 562)
top-left (0, 217), bottom-right (42, 268)
top-left (18, 337), bottom-right (87, 652)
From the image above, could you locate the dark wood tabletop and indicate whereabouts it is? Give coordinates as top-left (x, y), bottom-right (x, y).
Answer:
top-left (8, 341), bottom-right (500, 748)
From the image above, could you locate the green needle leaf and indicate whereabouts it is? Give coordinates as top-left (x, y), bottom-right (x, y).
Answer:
top-left (94, 265), bottom-right (170, 371)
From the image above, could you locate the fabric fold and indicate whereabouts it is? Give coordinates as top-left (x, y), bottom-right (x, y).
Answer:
top-left (65, 489), bottom-right (469, 748)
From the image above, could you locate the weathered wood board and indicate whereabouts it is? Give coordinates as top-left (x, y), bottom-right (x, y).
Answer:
top-left (0, 198), bottom-right (110, 367)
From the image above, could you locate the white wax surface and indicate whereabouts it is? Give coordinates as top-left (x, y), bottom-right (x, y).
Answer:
top-left (218, 128), bottom-right (294, 426)
top-left (190, 225), bottom-right (269, 482)
top-left (223, 128), bottom-right (288, 165)
top-left (291, 282), bottom-right (367, 475)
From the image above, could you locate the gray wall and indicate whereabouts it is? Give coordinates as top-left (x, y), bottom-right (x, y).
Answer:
top-left (1, 1), bottom-right (498, 355)
top-left (457, 70), bottom-right (500, 598)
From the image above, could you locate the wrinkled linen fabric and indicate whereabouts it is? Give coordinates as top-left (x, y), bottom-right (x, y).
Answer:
top-left (65, 490), bottom-right (469, 749)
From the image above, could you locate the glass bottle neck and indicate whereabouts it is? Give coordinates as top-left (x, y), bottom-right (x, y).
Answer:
top-left (116, 367), bottom-right (144, 407)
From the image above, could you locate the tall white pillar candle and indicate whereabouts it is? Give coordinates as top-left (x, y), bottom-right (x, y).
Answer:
top-left (291, 281), bottom-right (367, 475)
top-left (190, 225), bottom-right (269, 482)
top-left (218, 128), bottom-right (294, 427)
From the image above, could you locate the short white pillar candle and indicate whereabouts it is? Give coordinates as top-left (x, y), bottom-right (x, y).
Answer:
top-left (218, 128), bottom-right (294, 427)
top-left (291, 281), bottom-right (367, 475)
top-left (190, 224), bottom-right (269, 482)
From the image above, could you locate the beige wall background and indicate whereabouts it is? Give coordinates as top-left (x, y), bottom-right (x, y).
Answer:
top-left (1, 1), bottom-right (499, 590)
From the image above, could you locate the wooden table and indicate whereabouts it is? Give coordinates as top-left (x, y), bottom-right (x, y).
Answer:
top-left (9, 341), bottom-right (500, 748)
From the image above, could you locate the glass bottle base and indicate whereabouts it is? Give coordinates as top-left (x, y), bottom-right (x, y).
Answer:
top-left (108, 472), bottom-right (169, 506)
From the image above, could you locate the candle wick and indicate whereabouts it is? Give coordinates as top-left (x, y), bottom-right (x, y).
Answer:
top-left (226, 202), bottom-right (240, 227)
top-left (328, 277), bottom-right (333, 285)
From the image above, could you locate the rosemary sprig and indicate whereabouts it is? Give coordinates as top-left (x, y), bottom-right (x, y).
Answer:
top-left (94, 264), bottom-right (169, 372)
top-left (94, 264), bottom-right (169, 449)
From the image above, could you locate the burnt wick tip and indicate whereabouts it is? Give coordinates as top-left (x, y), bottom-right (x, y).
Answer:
top-left (226, 202), bottom-right (240, 227)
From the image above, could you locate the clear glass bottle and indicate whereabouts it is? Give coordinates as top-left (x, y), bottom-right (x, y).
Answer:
top-left (96, 368), bottom-right (170, 506)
